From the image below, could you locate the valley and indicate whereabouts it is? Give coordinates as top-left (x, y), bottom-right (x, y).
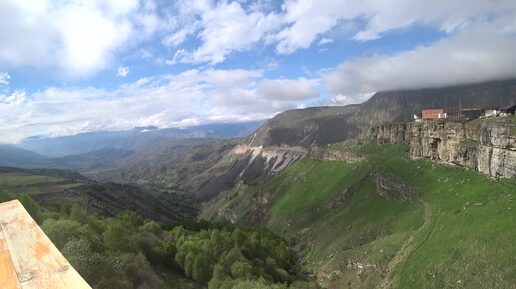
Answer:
top-left (0, 167), bottom-right (197, 222)
top-left (1, 80), bottom-right (515, 289)
top-left (3, 3), bottom-right (516, 289)
top-left (202, 142), bottom-right (515, 289)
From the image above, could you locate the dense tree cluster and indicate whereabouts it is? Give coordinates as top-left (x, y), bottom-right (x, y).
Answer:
top-left (169, 225), bottom-right (319, 289)
top-left (42, 208), bottom-right (163, 289)
top-left (0, 192), bottom-right (318, 289)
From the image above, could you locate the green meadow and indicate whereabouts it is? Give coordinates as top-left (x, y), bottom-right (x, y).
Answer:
top-left (203, 143), bottom-right (516, 289)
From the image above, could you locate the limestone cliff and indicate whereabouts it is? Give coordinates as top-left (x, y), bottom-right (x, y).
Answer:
top-left (366, 116), bottom-right (516, 179)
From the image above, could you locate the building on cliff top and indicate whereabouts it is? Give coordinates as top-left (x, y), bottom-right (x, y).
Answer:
top-left (421, 108), bottom-right (447, 119)
top-left (0, 200), bottom-right (92, 289)
top-left (415, 105), bottom-right (515, 122)
top-left (459, 107), bottom-right (485, 119)
top-left (501, 104), bottom-right (516, 115)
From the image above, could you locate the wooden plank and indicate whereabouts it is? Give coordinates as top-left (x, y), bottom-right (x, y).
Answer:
top-left (0, 200), bottom-right (92, 289)
top-left (0, 222), bottom-right (22, 289)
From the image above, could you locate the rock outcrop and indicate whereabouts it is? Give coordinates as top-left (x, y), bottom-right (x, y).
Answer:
top-left (187, 144), bottom-right (308, 200)
top-left (308, 147), bottom-right (366, 163)
top-left (366, 117), bottom-right (516, 179)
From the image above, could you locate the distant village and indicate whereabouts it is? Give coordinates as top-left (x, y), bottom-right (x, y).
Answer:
top-left (413, 104), bottom-right (516, 122)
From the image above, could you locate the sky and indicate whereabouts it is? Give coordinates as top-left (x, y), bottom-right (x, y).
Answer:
top-left (1, 0), bottom-right (516, 143)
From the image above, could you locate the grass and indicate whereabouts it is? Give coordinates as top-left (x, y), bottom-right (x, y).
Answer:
top-left (267, 159), bottom-right (371, 217)
top-left (203, 142), bottom-right (516, 289)
top-left (0, 173), bottom-right (65, 187)
top-left (0, 172), bottom-right (78, 196)
top-left (381, 152), bottom-right (515, 289)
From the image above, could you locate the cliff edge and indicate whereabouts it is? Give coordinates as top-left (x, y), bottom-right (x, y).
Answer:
top-left (366, 116), bottom-right (516, 178)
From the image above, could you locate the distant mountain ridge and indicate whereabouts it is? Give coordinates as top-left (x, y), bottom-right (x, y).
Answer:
top-left (5, 79), bottom-right (516, 202)
top-left (17, 121), bottom-right (264, 157)
top-left (0, 144), bottom-right (134, 170)
top-left (0, 144), bottom-right (50, 167)
top-left (168, 79), bottom-right (516, 200)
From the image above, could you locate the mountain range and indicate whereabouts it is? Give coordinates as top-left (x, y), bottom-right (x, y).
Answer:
top-left (3, 79), bottom-right (515, 199)
top-left (1, 78), bottom-right (515, 289)
top-left (15, 121), bottom-right (264, 157)
top-left (151, 78), bottom-right (516, 200)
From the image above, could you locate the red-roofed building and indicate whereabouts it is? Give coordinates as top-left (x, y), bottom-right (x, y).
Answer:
top-left (422, 108), bottom-right (446, 119)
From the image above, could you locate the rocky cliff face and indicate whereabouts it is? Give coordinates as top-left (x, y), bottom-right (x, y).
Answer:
top-left (186, 144), bottom-right (308, 200)
top-left (366, 117), bottom-right (516, 178)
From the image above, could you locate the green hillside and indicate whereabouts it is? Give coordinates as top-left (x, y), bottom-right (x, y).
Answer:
top-left (0, 167), bottom-right (197, 222)
top-left (202, 143), bottom-right (516, 289)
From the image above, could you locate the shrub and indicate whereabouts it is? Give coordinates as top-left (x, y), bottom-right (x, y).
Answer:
top-left (19, 194), bottom-right (44, 224)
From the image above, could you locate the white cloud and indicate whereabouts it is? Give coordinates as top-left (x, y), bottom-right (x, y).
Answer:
top-left (162, 26), bottom-right (197, 48)
top-left (117, 66), bottom-right (130, 77)
top-left (0, 69), bottom-right (322, 143)
top-left (0, 0), bottom-right (161, 76)
top-left (0, 72), bottom-right (10, 85)
top-left (275, 0), bottom-right (347, 54)
top-left (3, 0), bottom-right (514, 73)
top-left (169, 0), bottom-right (281, 64)
top-left (0, 91), bottom-right (27, 105)
top-left (328, 93), bottom-right (374, 106)
top-left (163, 0), bottom-right (516, 65)
top-left (318, 37), bottom-right (333, 46)
top-left (275, 0), bottom-right (516, 49)
top-left (323, 23), bottom-right (516, 98)
top-left (257, 78), bottom-right (319, 101)
top-left (2, 0), bottom-right (516, 142)
top-left (164, 0), bottom-right (347, 60)
top-left (349, 0), bottom-right (515, 41)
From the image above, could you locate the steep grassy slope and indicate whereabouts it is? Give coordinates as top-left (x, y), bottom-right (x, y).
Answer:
top-left (201, 143), bottom-right (516, 289)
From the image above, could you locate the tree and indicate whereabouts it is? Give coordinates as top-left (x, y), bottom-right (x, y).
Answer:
top-left (62, 239), bottom-right (102, 282)
top-left (19, 194), bottom-right (44, 224)
top-left (42, 219), bottom-right (95, 249)
top-left (103, 222), bottom-right (132, 252)
top-left (208, 264), bottom-right (230, 289)
top-left (183, 252), bottom-right (195, 278)
top-left (171, 225), bottom-right (186, 239)
top-left (157, 241), bottom-right (177, 266)
top-left (231, 279), bottom-right (288, 289)
top-left (70, 204), bottom-right (88, 223)
top-left (0, 189), bottom-right (13, 202)
top-left (230, 260), bottom-right (253, 279)
top-left (140, 220), bottom-right (161, 236)
top-left (192, 254), bottom-right (212, 284)
top-left (116, 211), bottom-right (143, 227)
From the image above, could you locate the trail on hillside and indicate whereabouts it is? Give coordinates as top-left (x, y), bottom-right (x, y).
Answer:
top-left (378, 200), bottom-right (433, 289)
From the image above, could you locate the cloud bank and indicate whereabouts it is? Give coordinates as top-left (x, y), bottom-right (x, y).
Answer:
top-left (324, 26), bottom-right (516, 96)
top-left (0, 69), bottom-right (320, 142)
top-left (0, 0), bottom-right (160, 76)
top-left (1, 0), bottom-right (516, 141)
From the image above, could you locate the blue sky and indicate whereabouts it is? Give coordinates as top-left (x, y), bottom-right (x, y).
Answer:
top-left (1, 0), bottom-right (516, 142)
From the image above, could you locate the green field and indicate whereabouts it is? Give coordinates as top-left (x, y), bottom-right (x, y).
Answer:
top-left (0, 172), bottom-right (75, 195)
top-left (202, 143), bottom-right (516, 289)
top-left (0, 167), bottom-right (198, 224)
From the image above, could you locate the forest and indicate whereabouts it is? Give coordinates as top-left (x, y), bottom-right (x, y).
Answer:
top-left (0, 190), bottom-right (319, 289)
